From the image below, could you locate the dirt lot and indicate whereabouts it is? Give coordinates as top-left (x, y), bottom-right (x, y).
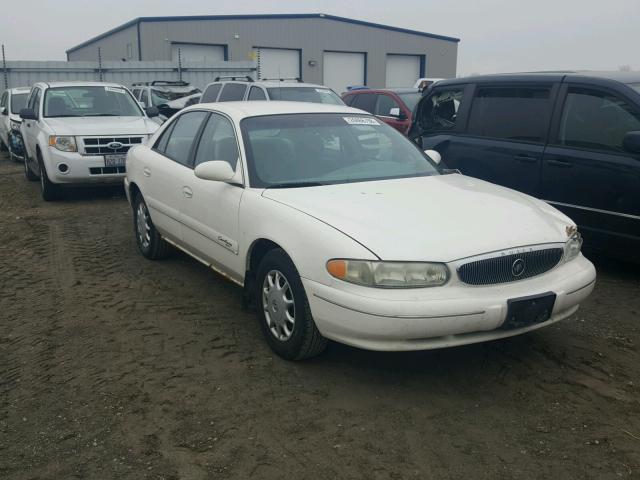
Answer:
top-left (0, 150), bottom-right (639, 480)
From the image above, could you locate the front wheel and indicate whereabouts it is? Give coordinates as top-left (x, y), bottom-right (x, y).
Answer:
top-left (256, 249), bottom-right (327, 360)
top-left (133, 194), bottom-right (171, 259)
top-left (37, 154), bottom-right (61, 201)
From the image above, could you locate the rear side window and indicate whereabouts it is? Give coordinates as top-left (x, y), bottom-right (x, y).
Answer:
top-left (558, 87), bottom-right (640, 153)
top-left (163, 111), bottom-right (209, 166)
top-left (218, 83), bottom-right (247, 102)
top-left (201, 84), bottom-right (222, 103)
top-left (467, 86), bottom-right (552, 142)
top-left (350, 93), bottom-right (376, 114)
top-left (248, 87), bottom-right (267, 101)
top-left (418, 88), bottom-right (464, 132)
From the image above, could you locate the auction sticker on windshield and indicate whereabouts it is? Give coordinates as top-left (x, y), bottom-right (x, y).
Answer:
top-left (343, 116), bottom-right (380, 126)
top-left (105, 87), bottom-right (125, 94)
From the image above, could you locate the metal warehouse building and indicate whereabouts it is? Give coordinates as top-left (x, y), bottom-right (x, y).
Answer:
top-left (66, 14), bottom-right (459, 93)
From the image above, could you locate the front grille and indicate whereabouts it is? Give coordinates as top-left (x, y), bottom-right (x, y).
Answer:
top-left (82, 136), bottom-right (143, 155)
top-left (457, 248), bottom-right (563, 285)
top-left (89, 166), bottom-right (126, 175)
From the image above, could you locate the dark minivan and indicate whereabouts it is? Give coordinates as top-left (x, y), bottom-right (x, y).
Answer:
top-left (410, 71), bottom-right (640, 256)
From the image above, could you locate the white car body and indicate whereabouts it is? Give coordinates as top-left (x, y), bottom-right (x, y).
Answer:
top-left (21, 81), bottom-right (159, 187)
top-left (0, 86), bottom-right (30, 158)
top-left (125, 101), bottom-right (596, 354)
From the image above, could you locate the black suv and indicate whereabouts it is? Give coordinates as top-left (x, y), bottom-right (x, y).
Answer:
top-left (411, 72), bottom-right (640, 255)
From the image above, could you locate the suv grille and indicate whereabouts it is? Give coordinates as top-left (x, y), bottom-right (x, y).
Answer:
top-left (81, 136), bottom-right (143, 155)
top-left (457, 248), bottom-right (563, 285)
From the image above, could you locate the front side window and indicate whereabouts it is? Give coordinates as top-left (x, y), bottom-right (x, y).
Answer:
top-left (201, 84), bottom-right (222, 103)
top-left (30, 89), bottom-right (42, 117)
top-left (374, 94), bottom-right (401, 117)
top-left (10, 93), bottom-right (28, 114)
top-left (218, 83), bottom-right (248, 102)
top-left (43, 86), bottom-right (143, 118)
top-left (418, 88), bottom-right (464, 132)
top-left (558, 87), bottom-right (640, 153)
top-left (266, 87), bottom-right (344, 105)
top-left (163, 111), bottom-right (209, 166)
top-left (350, 93), bottom-right (376, 114)
top-left (241, 113), bottom-right (439, 188)
top-left (467, 86), bottom-right (552, 142)
top-left (194, 114), bottom-right (239, 169)
top-left (248, 87), bottom-right (267, 101)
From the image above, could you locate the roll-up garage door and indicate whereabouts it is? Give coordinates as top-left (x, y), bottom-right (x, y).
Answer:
top-left (171, 43), bottom-right (225, 63)
top-left (386, 54), bottom-right (422, 88)
top-left (323, 51), bottom-right (366, 94)
top-left (257, 48), bottom-right (300, 81)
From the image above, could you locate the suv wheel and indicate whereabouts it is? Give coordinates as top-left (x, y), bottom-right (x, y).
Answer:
top-left (133, 194), bottom-right (171, 259)
top-left (37, 153), bottom-right (61, 201)
top-left (256, 248), bottom-right (327, 360)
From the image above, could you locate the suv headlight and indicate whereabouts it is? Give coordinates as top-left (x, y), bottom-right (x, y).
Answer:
top-left (49, 136), bottom-right (77, 152)
top-left (564, 232), bottom-right (583, 262)
top-left (327, 259), bottom-right (449, 288)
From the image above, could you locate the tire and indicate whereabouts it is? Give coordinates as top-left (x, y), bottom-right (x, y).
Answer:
top-left (37, 152), bottom-right (61, 201)
top-left (0, 138), bottom-right (6, 152)
top-left (24, 152), bottom-right (38, 181)
top-left (133, 193), bottom-right (171, 260)
top-left (256, 248), bottom-right (327, 360)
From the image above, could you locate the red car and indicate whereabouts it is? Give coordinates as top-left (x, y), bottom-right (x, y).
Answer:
top-left (342, 88), bottom-right (422, 135)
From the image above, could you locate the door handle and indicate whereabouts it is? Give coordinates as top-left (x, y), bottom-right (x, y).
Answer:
top-left (547, 159), bottom-right (573, 168)
top-left (182, 186), bottom-right (193, 199)
top-left (143, 167), bottom-right (151, 177)
top-left (514, 154), bottom-right (537, 163)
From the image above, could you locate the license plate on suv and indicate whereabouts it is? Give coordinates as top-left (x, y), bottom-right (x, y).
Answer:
top-left (500, 292), bottom-right (556, 330)
top-left (104, 154), bottom-right (126, 167)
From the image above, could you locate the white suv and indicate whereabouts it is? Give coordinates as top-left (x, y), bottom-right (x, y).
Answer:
top-left (20, 81), bottom-right (160, 201)
top-left (200, 77), bottom-right (345, 105)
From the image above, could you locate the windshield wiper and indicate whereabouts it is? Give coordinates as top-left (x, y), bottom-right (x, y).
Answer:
top-left (265, 181), bottom-right (325, 189)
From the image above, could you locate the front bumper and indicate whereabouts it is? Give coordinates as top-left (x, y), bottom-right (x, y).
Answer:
top-left (303, 254), bottom-right (596, 351)
top-left (44, 148), bottom-right (126, 184)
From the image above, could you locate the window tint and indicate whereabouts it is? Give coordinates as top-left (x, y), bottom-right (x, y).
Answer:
top-left (419, 88), bottom-right (464, 132)
top-left (201, 84), bottom-right (222, 103)
top-left (163, 111), bottom-right (208, 166)
top-left (248, 87), bottom-right (267, 101)
top-left (350, 93), bottom-right (376, 114)
top-left (467, 86), bottom-right (552, 142)
top-left (10, 93), bottom-right (28, 114)
top-left (559, 87), bottom-right (640, 153)
top-left (375, 94), bottom-right (400, 117)
top-left (194, 114), bottom-right (239, 169)
top-left (218, 83), bottom-right (247, 102)
top-left (29, 89), bottom-right (42, 117)
top-left (154, 122), bottom-right (175, 153)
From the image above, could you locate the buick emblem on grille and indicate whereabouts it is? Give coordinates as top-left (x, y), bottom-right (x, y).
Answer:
top-left (106, 141), bottom-right (124, 150)
top-left (512, 258), bottom-right (526, 277)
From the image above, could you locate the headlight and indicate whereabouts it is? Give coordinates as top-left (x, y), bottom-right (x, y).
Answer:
top-left (327, 259), bottom-right (449, 288)
top-left (49, 136), bottom-right (77, 152)
top-left (564, 232), bottom-right (583, 262)
top-left (10, 120), bottom-right (21, 131)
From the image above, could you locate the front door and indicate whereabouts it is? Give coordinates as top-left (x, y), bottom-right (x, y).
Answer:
top-left (542, 84), bottom-right (640, 247)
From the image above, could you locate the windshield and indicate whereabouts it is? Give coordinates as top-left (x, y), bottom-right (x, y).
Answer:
top-left (151, 87), bottom-right (201, 106)
top-left (43, 86), bottom-right (143, 118)
top-left (630, 83), bottom-right (640, 94)
top-left (241, 113), bottom-right (439, 188)
top-left (10, 93), bottom-right (28, 114)
top-left (397, 92), bottom-right (422, 113)
top-left (266, 87), bottom-right (344, 105)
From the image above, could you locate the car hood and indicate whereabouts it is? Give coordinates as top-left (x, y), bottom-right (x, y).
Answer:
top-left (262, 174), bottom-right (573, 262)
top-left (44, 116), bottom-right (158, 136)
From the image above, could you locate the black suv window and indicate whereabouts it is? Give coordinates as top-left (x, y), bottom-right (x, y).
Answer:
top-left (350, 93), bottom-right (376, 114)
top-left (201, 84), bottom-right (222, 103)
top-left (467, 86), bottom-right (552, 142)
top-left (218, 83), bottom-right (247, 102)
top-left (419, 88), bottom-right (464, 132)
top-left (163, 111), bottom-right (209, 166)
top-left (558, 87), bottom-right (640, 153)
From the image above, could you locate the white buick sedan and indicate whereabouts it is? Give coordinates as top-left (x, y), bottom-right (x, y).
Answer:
top-left (125, 102), bottom-right (596, 360)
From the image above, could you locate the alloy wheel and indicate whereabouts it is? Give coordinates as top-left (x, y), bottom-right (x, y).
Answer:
top-left (136, 201), bottom-right (152, 249)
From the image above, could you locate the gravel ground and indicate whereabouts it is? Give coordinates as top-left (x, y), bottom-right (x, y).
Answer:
top-left (0, 150), bottom-right (639, 479)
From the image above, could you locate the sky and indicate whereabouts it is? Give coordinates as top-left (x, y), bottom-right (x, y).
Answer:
top-left (0, 0), bottom-right (638, 75)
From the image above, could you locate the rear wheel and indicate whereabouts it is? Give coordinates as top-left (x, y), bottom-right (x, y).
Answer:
top-left (256, 249), bottom-right (327, 360)
top-left (37, 152), bottom-right (61, 201)
top-left (133, 194), bottom-right (171, 259)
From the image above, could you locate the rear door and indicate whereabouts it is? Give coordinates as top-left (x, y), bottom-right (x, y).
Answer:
top-left (542, 83), bottom-right (640, 247)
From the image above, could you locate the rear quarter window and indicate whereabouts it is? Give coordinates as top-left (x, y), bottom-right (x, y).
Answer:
top-left (218, 83), bottom-right (248, 102)
top-left (201, 84), bottom-right (222, 103)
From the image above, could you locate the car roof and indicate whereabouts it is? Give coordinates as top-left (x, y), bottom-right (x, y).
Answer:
top-left (436, 70), bottom-right (640, 87)
top-left (346, 88), bottom-right (420, 94)
top-left (190, 100), bottom-right (366, 120)
top-left (206, 81), bottom-right (333, 90)
top-left (34, 81), bottom-right (129, 89)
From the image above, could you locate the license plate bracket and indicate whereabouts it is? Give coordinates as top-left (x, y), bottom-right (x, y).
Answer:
top-left (104, 154), bottom-right (126, 167)
top-left (501, 292), bottom-right (556, 330)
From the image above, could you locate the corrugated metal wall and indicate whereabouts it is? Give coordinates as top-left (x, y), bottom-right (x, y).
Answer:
top-left (0, 60), bottom-right (256, 94)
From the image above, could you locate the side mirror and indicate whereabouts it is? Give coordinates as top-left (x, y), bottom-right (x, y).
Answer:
top-left (623, 131), bottom-right (640, 154)
top-left (0, 106), bottom-right (7, 116)
top-left (424, 149), bottom-right (441, 165)
top-left (145, 106), bottom-right (160, 118)
top-left (194, 160), bottom-right (235, 182)
top-left (20, 108), bottom-right (37, 120)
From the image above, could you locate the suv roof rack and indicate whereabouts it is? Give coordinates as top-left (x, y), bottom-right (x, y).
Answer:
top-left (260, 77), bottom-right (303, 83)
top-left (132, 80), bottom-right (191, 86)
top-left (213, 76), bottom-right (254, 82)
